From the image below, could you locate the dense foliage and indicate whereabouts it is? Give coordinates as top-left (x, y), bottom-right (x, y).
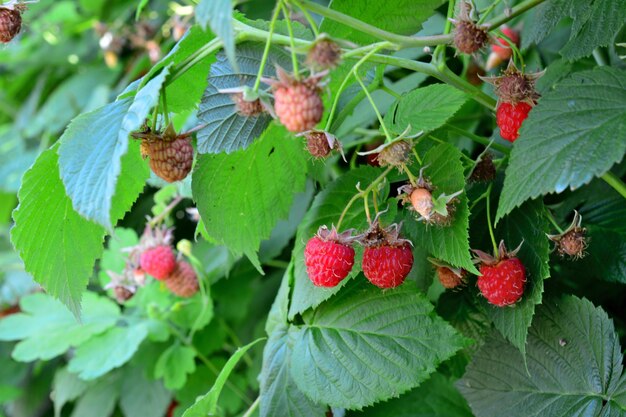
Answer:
top-left (1, 1), bottom-right (625, 417)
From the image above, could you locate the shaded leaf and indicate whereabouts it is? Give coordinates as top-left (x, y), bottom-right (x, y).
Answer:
top-left (458, 296), bottom-right (626, 417)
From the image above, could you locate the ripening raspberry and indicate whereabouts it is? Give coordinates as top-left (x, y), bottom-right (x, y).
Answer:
top-left (304, 226), bottom-right (356, 287)
top-left (474, 241), bottom-right (527, 307)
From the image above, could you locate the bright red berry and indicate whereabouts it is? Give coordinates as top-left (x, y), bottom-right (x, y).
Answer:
top-left (0, 7), bottom-right (22, 43)
top-left (165, 261), bottom-right (199, 297)
top-left (474, 241), bottom-right (526, 307)
top-left (478, 258), bottom-right (526, 306)
top-left (140, 245), bottom-right (176, 280)
top-left (271, 68), bottom-right (324, 133)
top-left (496, 101), bottom-right (532, 142)
top-left (304, 226), bottom-right (356, 287)
top-left (363, 244), bottom-right (414, 289)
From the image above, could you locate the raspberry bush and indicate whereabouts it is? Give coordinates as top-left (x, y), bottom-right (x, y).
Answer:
top-left (1, 1), bottom-right (626, 417)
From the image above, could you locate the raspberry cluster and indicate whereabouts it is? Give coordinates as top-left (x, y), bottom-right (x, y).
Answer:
top-left (106, 224), bottom-right (199, 302)
top-left (304, 220), bottom-right (415, 290)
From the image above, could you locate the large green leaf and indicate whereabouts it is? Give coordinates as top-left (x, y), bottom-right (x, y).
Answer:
top-left (259, 327), bottom-right (326, 417)
top-left (0, 292), bottom-right (119, 362)
top-left (181, 338), bottom-right (265, 417)
top-left (385, 84), bottom-right (468, 136)
top-left (58, 68), bottom-right (165, 229)
top-left (154, 344), bottom-right (197, 390)
top-left (484, 199), bottom-right (551, 357)
top-left (497, 67), bottom-right (626, 221)
top-left (290, 281), bottom-right (467, 409)
top-left (352, 373), bottom-right (473, 417)
top-left (524, 0), bottom-right (626, 60)
top-left (401, 143), bottom-right (477, 273)
top-left (10, 147), bottom-right (108, 316)
top-left (196, 43), bottom-right (291, 154)
top-left (288, 166), bottom-right (393, 319)
top-left (196, 0), bottom-right (235, 70)
top-left (192, 124), bottom-right (308, 270)
top-left (320, 0), bottom-right (446, 45)
top-left (458, 296), bottom-right (626, 417)
top-left (67, 322), bottom-right (149, 380)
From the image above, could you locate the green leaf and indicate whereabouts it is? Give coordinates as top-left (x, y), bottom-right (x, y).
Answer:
top-left (458, 296), bottom-right (626, 417)
top-left (192, 124), bottom-right (308, 270)
top-left (290, 281), bottom-right (467, 409)
top-left (182, 338), bottom-right (265, 417)
top-left (385, 84), bottom-right (468, 136)
top-left (144, 26), bottom-right (215, 113)
top-left (0, 385), bottom-right (21, 404)
top-left (497, 67), bottom-right (626, 221)
top-left (524, 0), bottom-right (626, 60)
top-left (288, 166), bottom-right (393, 319)
top-left (119, 366), bottom-right (171, 417)
top-left (0, 292), bottom-right (119, 361)
top-left (260, 327), bottom-right (326, 417)
top-left (58, 68), bottom-right (166, 229)
top-left (320, 0), bottom-right (446, 45)
top-left (155, 344), bottom-right (197, 390)
top-left (265, 264), bottom-right (292, 335)
top-left (10, 147), bottom-right (109, 316)
top-left (353, 373), bottom-right (473, 417)
top-left (484, 199), bottom-right (551, 356)
top-left (196, 0), bottom-right (236, 70)
top-left (577, 227), bottom-right (626, 284)
top-left (70, 372), bottom-right (121, 417)
top-left (196, 43), bottom-right (291, 154)
top-left (401, 143), bottom-right (477, 273)
top-left (67, 323), bottom-right (149, 380)
top-left (52, 367), bottom-right (91, 417)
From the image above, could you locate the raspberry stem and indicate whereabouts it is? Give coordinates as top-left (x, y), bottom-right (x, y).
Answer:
top-left (545, 210), bottom-right (564, 234)
top-left (336, 166), bottom-right (393, 230)
top-left (279, 1), bottom-right (300, 79)
top-left (291, 0), bottom-right (319, 38)
top-left (485, 184), bottom-right (499, 254)
top-left (477, 0), bottom-right (504, 24)
top-left (355, 72), bottom-right (392, 141)
top-left (324, 42), bottom-right (387, 131)
top-left (253, 3), bottom-right (281, 92)
top-left (298, 0), bottom-right (454, 48)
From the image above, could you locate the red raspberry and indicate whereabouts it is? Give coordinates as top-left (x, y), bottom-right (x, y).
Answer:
top-left (361, 220), bottom-right (414, 288)
top-left (478, 258), bottom-right (526, 306)
top-left (165, 261), bottom-right (199, 297)
top-left (0, 7), bottom-right (22, 43)
top-left (140, 245), bottom-right (176, 280)
top-left (304, 226), bottom-right (356, 287)
top-left (363, 243), bottom-right (414, 289)
top-left (474, 241), bottom-right (526, 306)
top-left (492, 27), bottom-right (520, 60)
top-left (271, 68), bottom-right (324, 133)
top-left (496, 101), bottom-right (532, 142)
top-left (143, 136), bottom-right (194, 182)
